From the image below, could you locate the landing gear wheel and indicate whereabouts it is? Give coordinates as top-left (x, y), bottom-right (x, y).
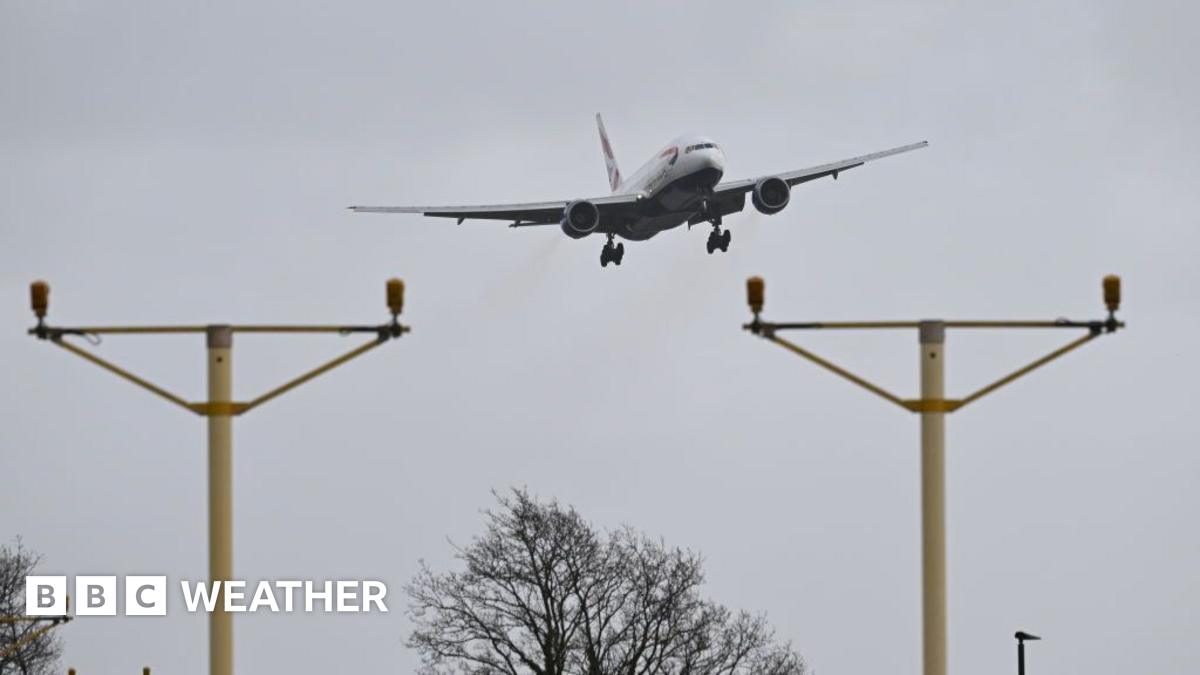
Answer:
top-left (720, 229), bottom-right (731, 252)
top-left (707, 227), bottom-right (727, 255)
top-left (600, 236), bottom-right (623, 268)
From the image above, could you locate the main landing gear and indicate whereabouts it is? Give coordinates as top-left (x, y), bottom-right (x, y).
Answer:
top-left (706, 226), bottom-right (731, 254)
top-left (600, 234), bottom-right (625, 268)
top-left (699, 189), bottom-right (730, 255)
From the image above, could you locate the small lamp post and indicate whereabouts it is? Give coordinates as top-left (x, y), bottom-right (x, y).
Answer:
top-left (1015, 631), bottom-right (1040, 675)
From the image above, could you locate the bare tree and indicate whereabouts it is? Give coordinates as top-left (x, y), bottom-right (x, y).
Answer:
top-left (1, 539), bottom-right (62, 675)
top-left (407, 490), bottom-right (804, 675)
top-left (407, 490), bottom-right (595, 675)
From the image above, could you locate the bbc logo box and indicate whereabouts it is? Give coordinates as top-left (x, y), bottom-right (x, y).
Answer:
top-left (27, 576), bottom-right (167, 616)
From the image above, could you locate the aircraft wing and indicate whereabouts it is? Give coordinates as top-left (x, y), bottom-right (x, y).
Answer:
top-left (712, 141), bottom-right (928, 197)
top-left (349, 193), bottom-right (641, 227)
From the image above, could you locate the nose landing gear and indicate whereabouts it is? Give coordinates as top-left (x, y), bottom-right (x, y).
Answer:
top-left (706, 226), bottom-right (731, 254)
top-left (600, 234), bottom-right (625, 268)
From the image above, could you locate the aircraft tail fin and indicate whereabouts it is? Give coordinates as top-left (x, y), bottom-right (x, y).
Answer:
top-left (596, 113), bottom-right (622, 193)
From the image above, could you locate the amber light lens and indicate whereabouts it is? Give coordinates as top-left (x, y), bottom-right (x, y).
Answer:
top-left (31, 280), bottom-right (49, 318)
top-left (747, 277), bottom-right (764, 314)
top-left (387, 278), bottom-right (405, 316)
top-left (1103, 275), bottom-right (1121, 313)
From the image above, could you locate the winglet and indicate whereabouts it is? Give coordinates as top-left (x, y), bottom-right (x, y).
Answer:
top-left (596, 113), bottom-right (622, 193)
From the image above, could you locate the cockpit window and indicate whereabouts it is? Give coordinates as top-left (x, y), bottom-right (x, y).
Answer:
top-left (684, 143), bottom-right (717, 153)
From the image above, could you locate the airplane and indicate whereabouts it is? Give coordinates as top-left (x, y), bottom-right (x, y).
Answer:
top-left (350, 115), bottom-right (927, 267)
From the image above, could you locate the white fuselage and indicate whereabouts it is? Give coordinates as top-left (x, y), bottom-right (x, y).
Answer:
top-left (614, 135), bottom-right (726, 240)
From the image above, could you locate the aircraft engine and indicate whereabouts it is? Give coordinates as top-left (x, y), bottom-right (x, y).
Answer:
top-left (751, 177), bottom-right (790, 215)
top-left (561, 199), bottom-right (601, 238)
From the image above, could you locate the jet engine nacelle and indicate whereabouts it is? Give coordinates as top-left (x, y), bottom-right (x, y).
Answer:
top-left (561, 199), bottom-right (601, 239)
top-left (752, 177), bottom-right (790, 215)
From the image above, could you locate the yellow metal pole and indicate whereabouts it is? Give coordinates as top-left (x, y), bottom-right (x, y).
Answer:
top-left (51, 338), bottom-right (195, 413)
top-left (0, 618), bottom-right (65, 660)
top-left (25, 279), bottom-right (411, 675)
top-left (919, 321), bottom-right (947, 675)
top-left (956, 333), bottom-right (1095, 409)
top-left (767, 334), bottom-right (910, 410)
top-left (239, 338), bottom-right (384, 414)
top-left (742, 277), bottom-right (1125, 675)
top-left (206, 325), bottom-right (233, 675)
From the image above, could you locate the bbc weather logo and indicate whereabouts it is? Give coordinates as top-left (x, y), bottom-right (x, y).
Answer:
top-left (27, 576), bottom-right (388, 616)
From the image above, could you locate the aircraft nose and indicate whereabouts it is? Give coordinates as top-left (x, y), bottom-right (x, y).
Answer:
top-left (704, 148), bottom-right (726, 176)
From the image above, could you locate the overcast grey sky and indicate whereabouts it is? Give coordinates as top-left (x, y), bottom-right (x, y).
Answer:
top-left (2, 1), bottom-right (1198, 673)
